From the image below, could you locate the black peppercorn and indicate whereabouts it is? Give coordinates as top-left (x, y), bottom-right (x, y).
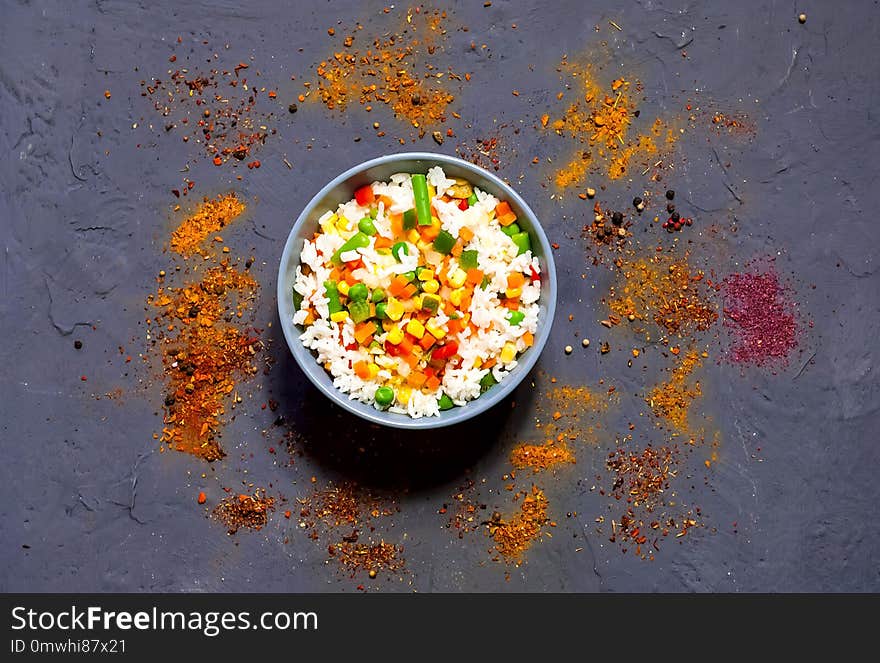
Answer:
top-left (74, 340), bottom-right (83, 350)
top-left (666, 202), bottom-right (675, 213)
top-left (611, 211), bottom-right (623, 226)
top-left (671, 211), bottom-right (680, 222)
top-left (665, 189), bottom-right (675, 200)
top-left (632, 197), bottom-right (643, 207)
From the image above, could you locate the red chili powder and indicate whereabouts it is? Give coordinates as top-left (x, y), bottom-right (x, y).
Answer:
top-left (722, 266), bottom-right (798, 365)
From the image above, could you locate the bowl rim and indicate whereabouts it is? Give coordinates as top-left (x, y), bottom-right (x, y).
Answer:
top-left (276, 151), bottom-right (557, 429)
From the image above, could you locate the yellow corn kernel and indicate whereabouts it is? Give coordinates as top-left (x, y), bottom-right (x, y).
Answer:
top-left (418, 269), bottom-right (435, 282)
top-left (406, 229), bottom-right (420, 243)
top-left (430, 215), bottom-right (441, 229)
top-left (337, 281), bottom-right (350, 296)
top-left (336, 215), bottom-right (350, 232)
top-left (449, 287), bottom-right (465, 307)
top-left (367, 363), bottom-right (380, 379)
top-left (426, 321), bottom-right (446, 340)
top-left (416, 240), bottom-right (430, 252)
top-left (385, 325), bottom-right (404, 345)
top-left (448, 268), bottom-right (467, 289)
top-left (411, 294), bottom-right (423, 310)
top-left (505, 287), bottom-right (522, 299)
top-left (427, 184), bottom-right (436, 199)
top-left (472, 357), bottom-right (483, 369)
top-left (397, 385), bottom-right (412, 405)
top-left (406, 318), bottom-right (425, 339)
top-left (500, 342), bottom-right (517, 364)
top-left (422, 279), bottom-right (440, 294)
top-left (320, 213), bottom-right (339, 234)
top-left (385, 297), bottom-right (405, 321)
top-left (330, 311), bottom-right (349, 323)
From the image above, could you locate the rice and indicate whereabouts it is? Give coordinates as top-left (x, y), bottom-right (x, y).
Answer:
top-left (291, 167), bottom-right (542, 418)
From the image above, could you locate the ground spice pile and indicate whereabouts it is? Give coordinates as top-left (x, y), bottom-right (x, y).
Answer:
top-left (169, 193), bottom-right (245, 256)
top-left (306, 8), bottom-right (468, 139)
top-left (722, 266), bottom-right (799, 366)
top-left (212, 490), bottom-right (275, 534)
top-left (545, 58), bottom-right (676, 188)
top-left (140, 38), bottom-right (275, 170)
top-left (147, 194), bottom-right (260, 461)
top-left (298, 482), bottom-right (404, 578)
top-left (647, 349), bottom-right (703, 432)
top-left (510, 440), bottom-right (575, 473)
top-left (489, 485), bottom-right (550, 564)
top-left (602, 444), bottom-right (699, 557)
top-left (607, 253), bottom-right (718, 340)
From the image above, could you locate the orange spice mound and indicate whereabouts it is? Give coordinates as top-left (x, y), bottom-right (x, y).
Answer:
top-left (547, 58), bottom-right (677, 187)
top-left (510, 439), bottom-right (575, 472)
top-left (309, 9), bottom-right (464, 137)
top-left (607, 254), bottom-right (718, 339)
top-left (150, 263), bottom-right (260, 460)
top-left (647, 349), bottom-right (702, 431)
top-left (170, 193), bottom-right (245, 256)
top-left (212, 490), bottom-right (275, 534)
top-left (489, 485), bottom-right (549, 563)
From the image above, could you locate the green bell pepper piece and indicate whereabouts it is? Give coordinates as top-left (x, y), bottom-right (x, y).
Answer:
top-left (433, 229), bottom-right (456, 255)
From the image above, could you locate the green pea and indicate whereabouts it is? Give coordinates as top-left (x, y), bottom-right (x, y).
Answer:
top-left (403, 270), bottom-right (416, 282)
top-left (375, 386), bottom-right (394, 407)
top-left (348, 283), bottom-right (369, 302)
top-left (375, 302), bottom-right (388, 319)
top-left (371, 288), bottom-right (386, 303)
top-left (358, 217), bottom-right (377, 236)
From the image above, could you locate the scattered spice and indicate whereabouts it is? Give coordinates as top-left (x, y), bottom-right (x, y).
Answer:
top-left (546, 58), bottom-right (677, 188)
top-left (607, 253), bottom-right (718, 339)
top-left (140, 40), bottom-right (275, 169)
top-left (456, 124), bottom-right (517, 172)
top-left (309, 9), bottom-right (468, 139)
top-left (489, 485), bottom-right (549, 563)
top-left (169, 193), bottom-right (245, 256)
top-left (510, 439), bottom-right (575, 472)
top-left (722, 264), bottom-right (799, 366)
top-left (647, 349), bottom-right (702, 431)
top-left (212, 490), bottom-right (274, 534)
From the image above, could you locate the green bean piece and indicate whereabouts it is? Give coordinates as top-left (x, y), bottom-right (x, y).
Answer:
top-left (438, 393), bottom-right (455, 410)
top-left (403, 209), bottom-right (418, 230)
top-left (507, 310), bottom-right (525, 326)
top-left (511, 231), bottom-right (531, 256)
top-left (331, 231), bottom-right (371, 265)
top-left (411, 173), bottom-right (433, 226)
top-left (324, 281), bottom-right (343, 314)
top-left (501, 222), bottom-right (521, 237)
top-left (467, 192), bottom-right (478, 207)
top-left (392, 242), bottom-right (409, 262)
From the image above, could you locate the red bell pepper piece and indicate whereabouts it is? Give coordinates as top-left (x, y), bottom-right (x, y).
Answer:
top-left (529, 265), bottom-right (541, 283)
top-left (354, 184), bottom-right (375, 207)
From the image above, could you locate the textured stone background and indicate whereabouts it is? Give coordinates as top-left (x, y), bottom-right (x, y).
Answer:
top-left (1, 0), bottom-right (878, 592)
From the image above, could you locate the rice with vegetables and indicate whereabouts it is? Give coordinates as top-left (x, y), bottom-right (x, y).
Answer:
top-left (291, 166), bottom-right (541, 418)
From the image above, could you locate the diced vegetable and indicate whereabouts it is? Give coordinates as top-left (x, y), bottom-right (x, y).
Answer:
top-left (324, 281), bottom-right (343, 314)
top-left (331, 231), bottom-right (371, 265)
top-left (358, 217), bottom-right (377, 235)
top-left (292, 287), bottom-right (303, 311)
top-left (446, 177), bottom-right (473, 199)
top-left (403, 271), bottom-right (417, 282)
top-left (438, 393), bottom-right (455, 410)
top-left (459, 249), bottom-right (479, 270)
top-left (421, 294), bottom-right (441, 312)
top-left (511, 231), bottom-right (531, 256)
top-left (501, 222), bottom-right (521, 237)
top-left (354, 184), bottom-right (375, 207)
top-left (374, 386), bottom-right (394, 407)
top-left (433, 230), bottom-right (456, 254)
top-left (432, 340), bottom-right (458, 360)
top-left (371, 288), bottom-right (386, 303)
top-left (507, 310), bottom-right (525, 326)
top-left (403, 209), bottom-right (418, 230)
top-left (467, 192), bottom-right (478, 207)
top-left (348, 300), bottom-right (371, 323)
top-left (375, 302), bottom-right (388, 319)
top-left (392, 242), bottom-right (409, 262)
top-left (348, 283), bottom-right (368, 301)
top-left (479, 372), bottom-right (497, 393)
top-left (495, 201), bottom-right (517, 226)
top-left (411, 174), bottom-right (433, 226)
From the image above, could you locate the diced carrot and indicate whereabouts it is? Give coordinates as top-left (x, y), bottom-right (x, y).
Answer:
top-left (503, 299), bottom-right (519, 310)
top-left (459, 226), bottom-right (474, 242)
top-left (495, 201), bottom-right (517, 226)
top-left (378, 195), bottom-right (395, 209)
top-left (451, 241), bottom-right (463, 257)
top-left (482, 358), bottom-right (497, 370)
top-left (353, 361), bottom-right (371, 379)
top-left (388, 275), bottom-right (410, 297)
top-left (374, 235), bottom-right (394, 249)
top-left (425, 375), bottom-right (441, 391)
top-left (390, 212), bottom-right (403, 237)
top-left (421, 225), bottom-right (441, 241)
top-left (407, 371), bottom-right (427, 388)
top-left (522, 331), bottom-right (534, 347)
top-left (460, 293), bottom-right (472, 311)
top-left (330, 266), bottom-right (342, 281)
top-left (507, 272), bottom-right (526, 289)
top-left (465, 268), bottom-right (484, 285)
top-left (354, 321), bottom-right (377, 344)
top-left (403, 352), bottom-right (419, 368)
top-left (402, 283), bottom-right (418, 298)
top-left (343, 271), bottom-right (358, 286)
top-left (419, 334), bottom-right (436, 350)
top-left (399, 337), bottom-right (415, 355)
top-left (447, 318), bottom-right (462, 335)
